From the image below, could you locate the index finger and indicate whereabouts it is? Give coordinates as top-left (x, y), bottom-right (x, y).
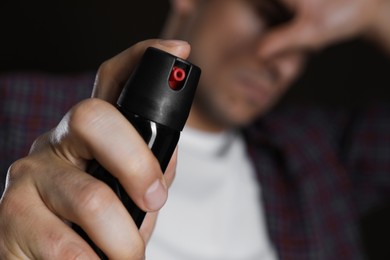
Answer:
top-left (257, 17), bottom-right (319, 59)
top-left (92, 39), bottom-right (191, 103)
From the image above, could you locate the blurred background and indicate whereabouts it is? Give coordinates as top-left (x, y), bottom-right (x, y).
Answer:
top-left (0, 0), bottom-right (389, 258)
top-left (0, 0), bottom-right (389, 105)
top-left (0, 0), bottom-right (169, 72)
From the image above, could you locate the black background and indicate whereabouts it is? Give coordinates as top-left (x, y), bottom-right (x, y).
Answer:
top-left (0, 0), bottom-right (389, 107)
top-left (0, 0), bottom-right (169, 72)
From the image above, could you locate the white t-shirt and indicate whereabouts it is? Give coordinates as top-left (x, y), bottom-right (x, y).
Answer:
top-left (146, 127), bottom-right (276, 260)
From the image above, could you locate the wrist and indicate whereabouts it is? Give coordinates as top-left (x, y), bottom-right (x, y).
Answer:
top-left (364, 0), bottom-right (390, 53)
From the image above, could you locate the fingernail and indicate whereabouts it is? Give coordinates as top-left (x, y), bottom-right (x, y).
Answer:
top-left (144, 179), bottom-right (167, 211)
top-left (158, 39), bottom-right (189, 47)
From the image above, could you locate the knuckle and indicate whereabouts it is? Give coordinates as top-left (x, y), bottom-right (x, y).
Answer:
top-left (30, 132), bottom-right (51, 153)
top-left (113, 238), bottom-right (145, 260)
top-left (98, 60), bottom-right (116, 82)
top-left (70, 99), bottom-right (106, 125)
top-left (132, 152), bottom-right (161, 178)
top-left (57, 249), bottom-right (91, 260)
top-left (76, 180), bottom-right (117, 219)
top-left (127, 238), bottom-right (146, 260)
top-left (41, 231), bottom-right (91, 260)
top-left (6, 158), bottom-right (33, 183)
top-left (69, 99), bottom-right (113, 134)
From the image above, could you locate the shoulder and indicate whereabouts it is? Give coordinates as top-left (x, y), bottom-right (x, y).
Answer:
top-left (247, 103), bottom-right (390, 155)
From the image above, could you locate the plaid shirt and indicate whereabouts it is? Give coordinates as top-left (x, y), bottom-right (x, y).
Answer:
top-left (0, 72), bottom-right (94, 189)
top-left (245, 104), bottom-right (390, 259)
top-left (1, 73), bottom-right (389, 259)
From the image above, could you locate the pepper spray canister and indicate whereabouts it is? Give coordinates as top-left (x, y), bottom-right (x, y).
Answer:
top-left (73, 47), bottom-right (201, 258)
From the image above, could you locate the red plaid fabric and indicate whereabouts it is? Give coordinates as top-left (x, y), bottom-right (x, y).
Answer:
top-left (1, 73), bottom-right (389, 259)
top-left (0, 72), bottom-right (94, 191)
top-left (245, 105), bottom-right (390, 259)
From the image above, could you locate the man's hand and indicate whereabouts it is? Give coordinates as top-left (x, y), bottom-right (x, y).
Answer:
top-left (258, 0), bottom-right (385, 58)
top-left (0, 39), bottom-right (190, 259)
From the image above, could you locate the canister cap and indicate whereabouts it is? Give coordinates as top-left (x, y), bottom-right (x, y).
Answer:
top-left (117, 47), bottom-right (201, 131)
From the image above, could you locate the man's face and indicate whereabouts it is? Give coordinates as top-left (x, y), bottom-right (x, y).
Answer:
top-left (182, 0), bottom-right (306, 129)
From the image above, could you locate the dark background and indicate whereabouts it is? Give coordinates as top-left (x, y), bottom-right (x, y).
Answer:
top-left (1, 0), bottom-right (390, 106)
top-left (0, 0), bottom-right (389, 258)
top-left (0, 0), bottom-right (169, 72)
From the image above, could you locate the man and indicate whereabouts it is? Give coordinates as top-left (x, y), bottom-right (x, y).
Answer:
top-left (1, 0), bottom-right (389, 259)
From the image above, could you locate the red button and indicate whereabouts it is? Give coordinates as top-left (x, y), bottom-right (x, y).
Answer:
top-left (169, 66), bottom-right (186, 90)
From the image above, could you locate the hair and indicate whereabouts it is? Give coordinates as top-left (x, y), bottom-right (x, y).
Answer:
top-left (162, 0), bottom-right (293, 39)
